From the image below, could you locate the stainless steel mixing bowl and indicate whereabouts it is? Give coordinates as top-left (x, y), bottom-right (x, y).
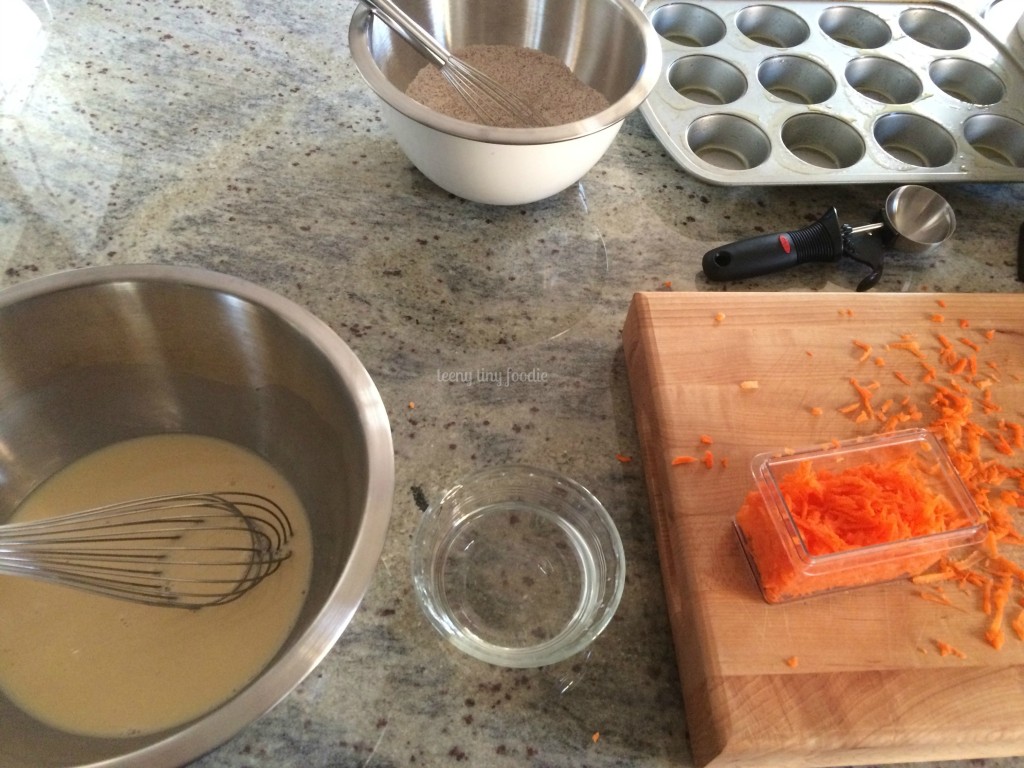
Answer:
top-left (0, 265), bottom-right (394, 767)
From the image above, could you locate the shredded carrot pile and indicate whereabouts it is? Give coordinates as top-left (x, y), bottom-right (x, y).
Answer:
top-left (779, 457), bottom-right (967, 556)
top-left (736, 449), bottom-right (968, 601)
top-left (830, 312), bottom-right (1024, 651)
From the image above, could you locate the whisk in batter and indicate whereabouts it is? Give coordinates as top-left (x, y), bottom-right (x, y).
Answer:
top-left (0, 433), bottom-right (313, 738)
top-left (0, 492), bottom-right (293, 608)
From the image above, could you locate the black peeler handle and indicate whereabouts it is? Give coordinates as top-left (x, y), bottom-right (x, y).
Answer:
top-left (702, 208), bottom-right (845, 282)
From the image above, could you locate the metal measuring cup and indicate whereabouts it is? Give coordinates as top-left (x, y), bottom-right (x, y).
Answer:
top-left (702, 185), bottom-right (957, 291)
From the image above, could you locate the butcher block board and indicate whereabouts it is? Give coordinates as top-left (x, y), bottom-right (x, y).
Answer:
top-left (621, 291), bottom-right (1024, 768)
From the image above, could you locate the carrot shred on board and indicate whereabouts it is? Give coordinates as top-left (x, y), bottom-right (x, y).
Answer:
top-left (894, 371), bottom-right (912, 386)
top-left (1012, 608), bottom-right (1024, 641)
top-left (672, 455), bottom-right (697, 466)
top-left (615, 453), bottom-right (632, 463)
top-left (784, 656), bottom-right (799, 668)
top-left (810, 406), bottom-right (824, 416)
top-left (854, 340), bottom-right (872, 362)
top-left (917, 589), bottom-right (954, 606)
top-left (739, 380), bottom-right (760, 390)
top-left (702, 450), bottom-right (714, 469)
top-left (931, 314), bottom-right (945, 323)
top-left (700, 434), bottom-right (714, 445)
top-left (985, 574), bottom-right (1014, 649)
top-left (935, 640), bottom-right (967, 659)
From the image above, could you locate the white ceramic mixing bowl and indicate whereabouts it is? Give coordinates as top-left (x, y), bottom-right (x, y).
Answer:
top-left (348, 0), bottom-right (662, 205)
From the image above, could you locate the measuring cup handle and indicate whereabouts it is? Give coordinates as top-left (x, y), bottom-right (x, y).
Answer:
top-left (702, 208), bottom-right (844, 282)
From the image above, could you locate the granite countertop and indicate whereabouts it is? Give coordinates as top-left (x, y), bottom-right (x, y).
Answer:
top-left (2, 1), bottom-right (1023, 766)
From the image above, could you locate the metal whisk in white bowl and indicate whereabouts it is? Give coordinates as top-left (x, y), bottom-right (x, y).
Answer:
top-left (361, 0), bottom-right (546, 127)
top-left (0, 492), bottom-right (292, 608)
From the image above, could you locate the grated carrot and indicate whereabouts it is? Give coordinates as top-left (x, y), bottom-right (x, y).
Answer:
top-left (700, 435), bottom-right (714, 445)
top-left (784, 656), bottom-right (799, 668)
top-left (735, 452), bottom-right (971, 602)
top-left (935, 640), bottom-right (966, 659)
top-left (702, 450), bottom-right (714, 469)
top-left (672, 455), bottom-right (697, 466)
top-left (615, 453), bottom-right (632, 463)
top-left (917, 589), bottom-right (954, 606)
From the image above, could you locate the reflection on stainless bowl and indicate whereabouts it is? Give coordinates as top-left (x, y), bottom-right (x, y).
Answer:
top-left (0, 265), bottom-right (394, 768)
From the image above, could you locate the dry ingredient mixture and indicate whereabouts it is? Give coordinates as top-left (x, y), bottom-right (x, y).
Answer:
top-left (405, 44), bottom-right (610, 128)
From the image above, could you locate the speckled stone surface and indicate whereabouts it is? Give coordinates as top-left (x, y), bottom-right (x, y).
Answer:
top-left (2, 1), bottom-right (1024, 766)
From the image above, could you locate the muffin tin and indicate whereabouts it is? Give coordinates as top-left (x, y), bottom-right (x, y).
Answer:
top-left (638, 0), bottom-right (1024, 184)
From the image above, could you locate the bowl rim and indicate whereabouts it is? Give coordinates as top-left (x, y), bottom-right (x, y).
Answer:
top-left (348, 0), bottom-right (663, 146)
top-left (0, 264), bottom-right (395, 768)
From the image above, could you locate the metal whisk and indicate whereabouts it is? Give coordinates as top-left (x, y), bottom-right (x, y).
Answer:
top-left (0, 492), bottom-right (292, 609)
top-left (362, 0), bottom-right (547, 127)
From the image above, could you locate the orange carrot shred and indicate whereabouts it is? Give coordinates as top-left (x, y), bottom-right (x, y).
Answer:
top-left (1012, 608), bottom-right (1024, 641)
top-left (672, 455), bottom-right (697, 466)
top-left (935, 640), bottom-right (966, 659)
top-left (699, 434), bottom-right (714, 445)
top-left (615, 453), bottom-right (632, 463)
top-left (784, 656), bottom-right (799, 668)
top-left (960, 337), bottom-right (980, 352)
top-left (702, 450), bottom-right (714, 469)
top-left (853, 340), bottom-right (872, 362)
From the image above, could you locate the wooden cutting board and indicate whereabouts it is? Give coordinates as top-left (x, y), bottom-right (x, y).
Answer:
top-left (622, 291), bottom-right (1024, 768)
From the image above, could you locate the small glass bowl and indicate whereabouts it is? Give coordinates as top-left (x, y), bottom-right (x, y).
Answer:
top-left (411, 465), bottom-right (625, 668)
top-left (735, 428), bottom-right (986, 603)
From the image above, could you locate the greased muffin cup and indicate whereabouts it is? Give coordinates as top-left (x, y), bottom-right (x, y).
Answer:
top-left (639, 0), bottom-right (1024, 184)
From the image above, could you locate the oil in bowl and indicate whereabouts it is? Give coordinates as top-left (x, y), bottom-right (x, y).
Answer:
top-left (411, 465), bottom-right (624, 668)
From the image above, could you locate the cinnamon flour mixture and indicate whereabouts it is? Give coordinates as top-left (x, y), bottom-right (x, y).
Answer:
top-left (405, 44), bottom-right (610, 128)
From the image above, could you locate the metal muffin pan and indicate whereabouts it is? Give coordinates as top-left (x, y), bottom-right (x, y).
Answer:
top-left (638, 0), bottom-right (1024, 184)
